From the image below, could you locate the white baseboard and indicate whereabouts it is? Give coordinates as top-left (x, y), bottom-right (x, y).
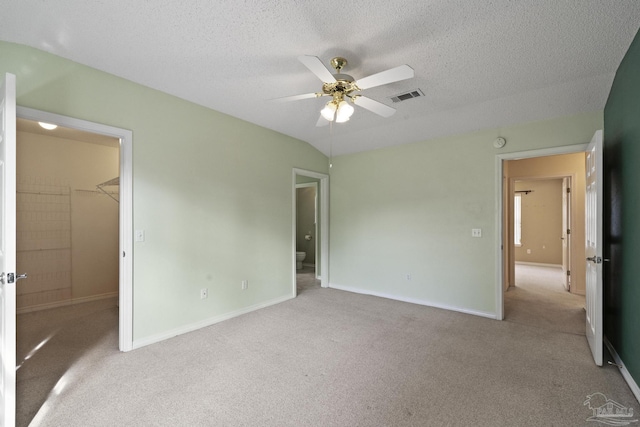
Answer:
top-left (328, 283), bottom-right (496, 320)
top-left (604, 336), bottom-right (640, 404)
top-left (132, 294), bottom-right (294, 350)
top-left (515, 261), bottom-right (563, 268)
top-left (17, 292), bottom-right (118, 314)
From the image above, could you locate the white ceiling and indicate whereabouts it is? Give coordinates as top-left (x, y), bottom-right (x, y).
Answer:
top-left (2, 1), bottom-right (640, 156)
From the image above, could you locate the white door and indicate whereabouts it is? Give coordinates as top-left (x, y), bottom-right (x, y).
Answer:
top-left (561, 177), bottom-right (571, 291)
top-left (585, 130), bottom-right (603, 366)
top-left (0, 73), bottom-right (17, 427)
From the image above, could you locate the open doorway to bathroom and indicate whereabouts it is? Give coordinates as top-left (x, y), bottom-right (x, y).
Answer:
top-left (296, 181), bottom-right (319, 294)
top-left (292, 168), bottom-right (329, 296)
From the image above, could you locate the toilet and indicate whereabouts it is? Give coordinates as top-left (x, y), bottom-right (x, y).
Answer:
top-left (296, 251), bottom-right (306, 270)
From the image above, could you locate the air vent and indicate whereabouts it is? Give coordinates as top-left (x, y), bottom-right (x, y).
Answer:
top-left (390, 89), bottom-right (424, 103)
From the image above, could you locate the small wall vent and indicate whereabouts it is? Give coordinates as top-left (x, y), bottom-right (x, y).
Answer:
top-left (390, 89), bottom-right (424, 103)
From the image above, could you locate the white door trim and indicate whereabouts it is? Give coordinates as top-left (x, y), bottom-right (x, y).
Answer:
top-left (495, 143), bottom-right (587, 320)
top-left (295, 182), bottom-right (319, 275)
top-left (293, 168), bottom-right (329, 291)
top-left (16, 106), bottom-right (134, 352)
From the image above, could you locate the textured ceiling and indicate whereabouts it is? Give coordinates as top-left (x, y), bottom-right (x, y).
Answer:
top-left (2, 1), bottom-right (640, 156)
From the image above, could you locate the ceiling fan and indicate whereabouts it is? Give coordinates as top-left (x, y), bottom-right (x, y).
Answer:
top-left (276, 55), bottom-right (414, 126)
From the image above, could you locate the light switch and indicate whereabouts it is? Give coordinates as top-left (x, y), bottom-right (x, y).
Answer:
top-left (472, 229), bottom-right (482, 238)
top-left (135, 229), bottom-right (145, 242)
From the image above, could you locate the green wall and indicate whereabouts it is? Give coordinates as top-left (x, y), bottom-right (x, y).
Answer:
top-left (0, 41), bottom-right (328, 344)
top-left (330, 111), bottom-right (602, 315)
top-left (604, 28), bottom-right (640, 388)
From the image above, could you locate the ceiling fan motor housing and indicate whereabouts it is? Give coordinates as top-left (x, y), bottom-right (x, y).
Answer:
top-left (322, 74), bottom-right (358, 98)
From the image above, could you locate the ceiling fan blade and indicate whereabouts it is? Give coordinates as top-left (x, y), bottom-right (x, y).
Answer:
top-left (272, 92), bottom-right (322, 102)
top-left (298, 55), bottom-right (337, 83)
top-left (356, 65), bottom-right (414, 90)
top-left (316, 114), bottom-right (330, 127)
top-left (353, 96), bottom-right (397, 118)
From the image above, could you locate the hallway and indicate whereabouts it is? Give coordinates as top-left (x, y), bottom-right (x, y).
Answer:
top-left (505, 264), bottom-right (585, 335)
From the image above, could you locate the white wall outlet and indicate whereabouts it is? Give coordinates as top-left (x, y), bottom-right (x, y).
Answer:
top-left (527, 249), bottom-right (531, 254)
top-left (472, 228), bottom-right (482, 238)
top-left (241, 280), bottom-right (248, 290)
top-left (405, 273), bottom-right (412, 280)
top-left (135, 229), bottom-right (145, 242)
top-left (200, 288), bottom-right (208, 299)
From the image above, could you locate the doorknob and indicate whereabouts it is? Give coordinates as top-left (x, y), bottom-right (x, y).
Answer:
top-left (586, 256), bottom-right (602, 264)
top-left (6, 272), bottom-right (27, 283)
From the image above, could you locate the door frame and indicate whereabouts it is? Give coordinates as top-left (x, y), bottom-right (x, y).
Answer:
top-left (16, 106), bottom-right (133, 352)
top-left (561, 176), bottom-right (572, 291)
top-left (292, 168), bottom-right (329, 292)
top-left (495, 143), bottom-right (587, 320)
top-left (507, 174), bottom-right (575, 289)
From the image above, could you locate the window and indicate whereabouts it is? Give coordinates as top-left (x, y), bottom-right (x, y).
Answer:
top-left (514, 193), bottom-right (522, 246)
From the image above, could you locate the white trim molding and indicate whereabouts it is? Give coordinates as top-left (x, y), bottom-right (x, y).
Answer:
top-left (329, 283), bottom-right (496, 320)
top-left (604, 336), bottom-right (640, 404)
top-left (132, 294), bottom-right (294, 350)
top-left (292, 168), bottom-right (329, 292)
top-left (495, 143), bottom-right (588, 320)
top-left (16, 293), bottom-right (118, 315)
top-left (17, 106), bottom-right (134, 352)
top-left (515, 262), bottom-right (563, 268)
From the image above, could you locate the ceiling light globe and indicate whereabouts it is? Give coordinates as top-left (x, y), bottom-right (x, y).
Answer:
top-left (335, 101), bottom-right (354, 123)
top-left (38, 122), bottom-right (58, 130)
top-left (321, 102), bottom-right (337, 121)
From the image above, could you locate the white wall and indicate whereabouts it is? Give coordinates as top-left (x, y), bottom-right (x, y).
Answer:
top-left (329, 111), bottom-right (602, 316)
top-left (0, 41), bottom-right (329, 344)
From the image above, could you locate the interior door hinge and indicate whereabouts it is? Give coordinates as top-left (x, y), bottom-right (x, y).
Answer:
top-left (567, 270), bottom-right (571, 276)
top-left (567, 187), bottom-right (571, 193)
top-left (567, 229), bottom-right (571, 235)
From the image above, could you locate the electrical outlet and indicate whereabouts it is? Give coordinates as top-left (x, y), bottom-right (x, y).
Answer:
top-left (472, 229), bottom-right (482, 238)
top-left (405, 273), bottom-right (412, 280)
top-left (135, 229), bottom-right (145, 242)
top-left (200, 288), bottom-right (208, 299)
top-left (241, 280), bottom-right (248, 290)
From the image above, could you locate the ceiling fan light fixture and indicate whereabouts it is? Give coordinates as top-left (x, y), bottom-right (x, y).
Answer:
top-left (335, 101), bottom-right (354, 123)
top-left (321, 101), bottom-right (337, 121)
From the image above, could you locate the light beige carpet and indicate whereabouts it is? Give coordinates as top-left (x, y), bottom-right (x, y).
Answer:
top-left (505, 264), bottom-right (586, 335)
top-left (15, 269), bottom-right (637, 426)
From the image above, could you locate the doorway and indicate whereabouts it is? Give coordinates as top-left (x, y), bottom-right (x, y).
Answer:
top-left (16, 107), bottom-right (132, 350)
top-left (292, 168), bottom-right (329, 295)
top-left (296, 181), bottom-right (318, 276)
top-left (495, 144), bottom-right (588, 320)
top-left (15, 117), bottom-right (120, 312)
top-left (13, 113), bottom-right (131, 426)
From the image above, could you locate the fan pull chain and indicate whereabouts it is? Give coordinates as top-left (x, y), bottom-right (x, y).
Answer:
top-left (329, 120), bottom-right (333, 169)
